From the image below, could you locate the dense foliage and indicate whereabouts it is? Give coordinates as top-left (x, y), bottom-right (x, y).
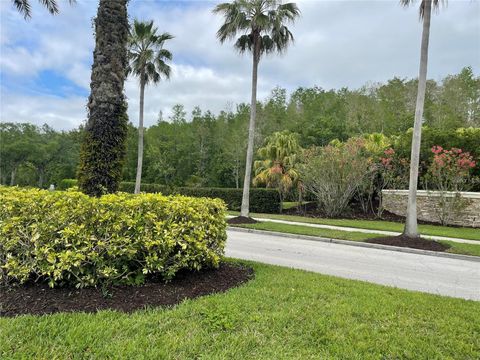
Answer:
top-left (1, 69), bottom-right (478, 192)
top-left (59, 180), bottom-right (281, 213)
top-left (0, 186), bottom-right (227, 288)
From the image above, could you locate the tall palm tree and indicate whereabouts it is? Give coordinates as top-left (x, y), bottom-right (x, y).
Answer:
top-left (78, 0), bottom-right (129, 196)
top-left (127, 20), bottom-right (173, 194)
top-left (401, 0), bottom-right (443, 237)
top-left (214, 0), bottom-right (300, 218)
top-left (12, 0), bottom-right (75, 19)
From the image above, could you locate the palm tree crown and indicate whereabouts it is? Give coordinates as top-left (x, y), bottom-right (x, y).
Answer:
top-left (12, 0), bottom-right (75, 19)
top-left (400, 0), bottom-right (444, 18)
top-left (214, 0), bottom-right (300, 59)
top-left (127, 20), bottom-right (174, 85)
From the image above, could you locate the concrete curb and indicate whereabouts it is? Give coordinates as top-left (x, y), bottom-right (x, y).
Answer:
top-left (227, 226), bottom-right (480, 263)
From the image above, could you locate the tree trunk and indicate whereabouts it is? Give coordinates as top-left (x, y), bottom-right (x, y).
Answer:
top-left (10, 167), bottom-right (16, 186)
top-left (77, 0), bottom-right (129, 197)
top-left (38, 167), bottom-right (44, 188)
top-left (134, 75), bottom-right (146, 194)
top-left (240, 37), bottom-right (260, 217)
top-left (404, 0), bottom-right (432, 237)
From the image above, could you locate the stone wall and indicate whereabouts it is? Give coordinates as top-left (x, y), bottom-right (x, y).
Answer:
top-left (382, 190), bottom-right (480, 228)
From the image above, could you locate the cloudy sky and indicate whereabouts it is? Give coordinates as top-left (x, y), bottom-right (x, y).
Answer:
top-left (1, 0), bottom-right (479, 130)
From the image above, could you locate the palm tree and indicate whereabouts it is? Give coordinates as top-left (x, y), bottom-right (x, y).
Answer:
top-left (213, 0), bottom-right (300, 218)
top-left (12, 0), bottom-right (75, 19)
top-left (253, 130), bottom-right (302, 209)
top-left (401, 0), bottom-right (443, 237)
top-left (77, 0), bottom-right (129, 196)
top-left (127, 20), bottom-right (173, 194)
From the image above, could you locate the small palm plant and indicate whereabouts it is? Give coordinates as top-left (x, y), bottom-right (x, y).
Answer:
top-left (214, 0), bottom-right (300, 218)
top-left (253, 131), bottom-right (302, 209)
top-left (127, 20), bottom-right (173, 194)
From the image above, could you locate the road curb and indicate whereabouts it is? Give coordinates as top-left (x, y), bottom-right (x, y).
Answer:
top-left (227, 226), bottom-right (480, 263)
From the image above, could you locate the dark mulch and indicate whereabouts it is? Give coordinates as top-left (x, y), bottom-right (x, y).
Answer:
top-left (366, 235), bottom-right (451, 252)
top-left (227, 216), bottom-right (258, 224)
top-left (0, 263), bottom-right (254, 318)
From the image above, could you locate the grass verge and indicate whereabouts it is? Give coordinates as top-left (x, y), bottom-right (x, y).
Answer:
top-left (1, 260), bottom-right (479, 359)
top-left (232, 221), bottom-right (480, 257)
top-left (228, 211), bottom-right (480, 241)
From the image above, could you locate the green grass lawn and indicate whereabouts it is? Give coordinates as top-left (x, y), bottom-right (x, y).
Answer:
top-left (233, 221), bottom-right (480, 257)
top-left (1, 260), bottom-right (479, 359)
top-left (229, 210), bottom-right (480, 241)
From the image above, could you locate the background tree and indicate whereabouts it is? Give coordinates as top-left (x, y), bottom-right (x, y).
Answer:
top-left (12, 0), bottom-right (75, 19)
top-left (77, 0), bottom-right (129, 197)
top-left (401, 0), bottom-right (442, 238)
top-left (214, 0), bottom-right (300, 218)
top-left (127, 20), bottom-right (173, 194)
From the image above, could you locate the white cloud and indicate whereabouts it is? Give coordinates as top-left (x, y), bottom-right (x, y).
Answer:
top-left (1, 0), bottom-right (479, 130)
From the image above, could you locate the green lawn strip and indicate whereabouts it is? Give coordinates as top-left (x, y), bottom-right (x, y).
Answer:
top-left (1, 260), bottom-right (479, 359)
top-left (228, 211), bottom-right (480, 241)
top-left (234, 221), bottom-right (379, 242)
top-left (232, 222), bottom-right (480, 257)
top-left (442, 241), bottom-right (480, 257)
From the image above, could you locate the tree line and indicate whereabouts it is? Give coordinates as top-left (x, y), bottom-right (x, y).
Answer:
top-left (2, 68), bottom-right (478, 189)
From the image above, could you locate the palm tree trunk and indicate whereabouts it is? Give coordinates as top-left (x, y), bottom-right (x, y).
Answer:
top-left (241, 41), bottom-right (260, 217)
top-left (10, 166), bottom-right (16, 186)
top-left (38, 167), bottom-right (44, 188)
top-left (134, 75), bottom-right (146, 194)
top-left (404, 0), bottom-right (432, 237)
top-left (77, 0), bottom-right (129, 197)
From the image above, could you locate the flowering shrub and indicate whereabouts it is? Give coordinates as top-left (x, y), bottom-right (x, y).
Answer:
top-left (379, 148), bottom-right (410, 190)
top-left (422, 146), bottom-right (477, 225)
top-left (425, 146), bottom-right (476, 192)
top-left (0, 186), bottom-right (227, 288)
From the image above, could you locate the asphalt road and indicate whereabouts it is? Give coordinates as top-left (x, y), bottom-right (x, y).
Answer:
top-left (226, 229), bottom-right (480, 301)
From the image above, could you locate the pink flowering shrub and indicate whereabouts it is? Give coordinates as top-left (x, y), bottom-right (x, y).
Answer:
top-left (379, 148), bottom-right (410, 190)
top-left (423, 146), bottom-right (477, 225)
top-left (424, 146), bottom-right (476, 192)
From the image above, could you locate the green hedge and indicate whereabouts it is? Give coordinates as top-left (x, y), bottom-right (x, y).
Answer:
top-left (0, 186), bottom-right (226, 288)
top-left (59, 180), bottom-right (281, 214)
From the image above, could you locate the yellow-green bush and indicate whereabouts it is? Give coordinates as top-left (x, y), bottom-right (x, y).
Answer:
top-left (0, 186), bottom-right (226, 288)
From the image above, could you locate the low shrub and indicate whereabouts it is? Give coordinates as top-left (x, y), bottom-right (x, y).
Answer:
top-left (57, 178), bottom-right (79, 190)
top-left (0, 186), bottom-right (227, 288)
top-left (60, 180), bottom-right (281, 214)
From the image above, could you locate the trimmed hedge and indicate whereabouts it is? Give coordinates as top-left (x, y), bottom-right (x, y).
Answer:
top-left (59, 179), bottom-right (281, 214)
top-left (0, 186), bottom-right (227, 288)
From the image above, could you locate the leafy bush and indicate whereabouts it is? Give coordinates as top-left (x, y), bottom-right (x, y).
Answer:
top-left (57, 178), bottom-right (78, 190)
top-left (393, 127), bottom-right (480, 186)
top-left (301, 138), bottom-right (374, 217)
top-left (422, 146), bottom-right (477, 225)
top-left (60, 180), bottom-right (281, 213)
top-left (0, 186), bottom-right (226, 288)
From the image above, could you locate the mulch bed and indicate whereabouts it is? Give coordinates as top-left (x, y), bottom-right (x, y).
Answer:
top-left (227, 216), bottom-right (259, 224)
top-left (0, 263), bottom-right (254, 317)
top-left (366, 235), bottom-right (451, 252)
top-left (284, 201), bottom-right (446, 226)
